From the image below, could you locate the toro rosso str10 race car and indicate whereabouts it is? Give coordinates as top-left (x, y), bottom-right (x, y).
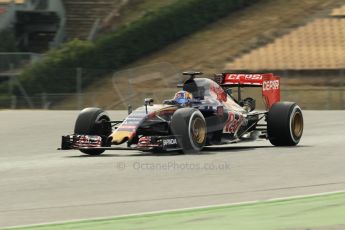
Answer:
top-left (60, 71), bottom-right (304, 155)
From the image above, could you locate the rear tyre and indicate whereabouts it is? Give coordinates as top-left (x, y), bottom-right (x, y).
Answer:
top-left (267, 102), bottom-right (303, 146)
top-left (74, 108), bottom-right (112, 155)
top-left (171, 108), bottom-right (207, 153)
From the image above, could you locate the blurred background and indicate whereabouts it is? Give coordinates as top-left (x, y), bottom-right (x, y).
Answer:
top-left (0, 0), bottom-right (344, 110)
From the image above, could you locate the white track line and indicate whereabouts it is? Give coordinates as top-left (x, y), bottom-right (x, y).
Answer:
top-left (3, 190), bottom-right (345, 229)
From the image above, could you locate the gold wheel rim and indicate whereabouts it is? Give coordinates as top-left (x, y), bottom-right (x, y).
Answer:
top-left (291, 111), bottom-right (303, 139)
top-left (191, 117), bottom-right (206, 144)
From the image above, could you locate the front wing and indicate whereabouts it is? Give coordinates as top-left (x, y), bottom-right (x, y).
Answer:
top-left (59, 134), bottom-right (182, 152)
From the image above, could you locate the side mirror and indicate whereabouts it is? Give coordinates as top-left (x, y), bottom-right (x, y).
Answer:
top-left (144, 98), bottom-right (154, 106)
top-left (144, 98), bottom-right (154, 114)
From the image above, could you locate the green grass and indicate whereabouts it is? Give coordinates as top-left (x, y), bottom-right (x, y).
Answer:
top-left (122, 0), bottom-right (180, 23)
top-left (5, 192), bottom-right (345, 230)
top-left (108, 0), bottom-right (181, 29)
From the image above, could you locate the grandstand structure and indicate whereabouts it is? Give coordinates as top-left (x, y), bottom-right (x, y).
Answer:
top-left (225, 5), bottom-right (345, 71)
top-left (0, 0), bottom-right (65, 53)
top-left (0, 0), bottom-right (127, 52)
top-left (63, 0), bottom-right (121, 40)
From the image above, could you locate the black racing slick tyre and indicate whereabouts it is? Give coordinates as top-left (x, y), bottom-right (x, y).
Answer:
top-left (171, 108), bottom-right (207, 153)
top-left (267, 102), bottom-right (304, 146)
top-left (74, 108), bottom-right (112, 155)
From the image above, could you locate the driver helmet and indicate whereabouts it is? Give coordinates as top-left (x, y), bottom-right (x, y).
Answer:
top-left (174, 91), bottom-right (193, 105)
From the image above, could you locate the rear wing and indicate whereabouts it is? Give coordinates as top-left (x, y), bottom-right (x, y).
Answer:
top-left (216, 73), bottom-right (280, 110)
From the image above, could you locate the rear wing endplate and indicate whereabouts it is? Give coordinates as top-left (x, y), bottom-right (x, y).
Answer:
top-left (219, 73), bottom-right (280, 110)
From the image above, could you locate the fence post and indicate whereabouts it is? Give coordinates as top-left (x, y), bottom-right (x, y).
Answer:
top-left (326, 86), bottom-right (331, 110)
top-left (340, 69), bottom-right (345, 109)
top-left (76, 67), bottom-right (83, 110)
top-left (11, 95), bottom-right (16, 109)
top-left (8, 63), bottom-right (16, 96)
top-left (8, 72), bottom-right (13, 96)
top-left (41, 92), bottom-right (48, 109)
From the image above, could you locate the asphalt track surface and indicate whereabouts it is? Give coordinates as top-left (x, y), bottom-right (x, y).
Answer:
top-left (0, 110), bottom-right (345, 228)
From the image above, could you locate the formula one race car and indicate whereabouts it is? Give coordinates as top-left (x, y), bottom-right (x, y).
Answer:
top-left (60, 71), bottom-right (304, 155)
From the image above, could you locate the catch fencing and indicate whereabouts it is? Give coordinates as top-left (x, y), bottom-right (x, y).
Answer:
top-left (0, 63), bottom-right (345, 110)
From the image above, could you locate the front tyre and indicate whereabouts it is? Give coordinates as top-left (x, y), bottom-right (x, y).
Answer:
top-left (74, 108), bottom-right (112, 155)
top-left (171, 108), bottom-right (207, 153)
top-left (267, 102), bottom-right (303, 146)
